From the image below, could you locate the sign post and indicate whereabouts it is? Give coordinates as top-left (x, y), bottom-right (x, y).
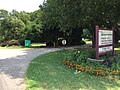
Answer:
top-left (96, 26), bottom-right (114, 60)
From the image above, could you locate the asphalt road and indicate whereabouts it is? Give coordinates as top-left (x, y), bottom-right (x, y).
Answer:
top-left (0, 48), bottom-right (60, 90)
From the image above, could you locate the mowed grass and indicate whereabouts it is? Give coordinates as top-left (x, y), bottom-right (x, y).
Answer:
top-left (31, 43), bottom-right (46, 47)
top-left (82, 38), bottom-right (92, 44)
top-left (26, 50), bottom-right (120, 90)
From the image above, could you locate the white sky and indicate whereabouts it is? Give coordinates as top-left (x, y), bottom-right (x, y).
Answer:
top-left (0, 0), bottom-right (44, 12)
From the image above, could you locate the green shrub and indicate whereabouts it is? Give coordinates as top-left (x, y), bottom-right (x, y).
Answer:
top-left (64, 49), bottom-right (76, 61)
top-left (63, 47), bottom-right (120, 77)
top-left (64, 47), bottom-right (95, 63)
top-left (1, 39), bottom-right (22, 47)
top-left (8, 39), bottom-right (19, 46)
top-left (64, 47), bottom-right (120, 70)
top-left (76, 47), bottom-right (95, 63)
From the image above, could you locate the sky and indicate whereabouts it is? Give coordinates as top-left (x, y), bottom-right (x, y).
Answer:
top-left (0, 0), bottom-right (44, 12)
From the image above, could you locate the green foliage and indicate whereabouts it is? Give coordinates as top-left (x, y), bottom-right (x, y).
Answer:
top-left (0, 9), bottom-right (43, 44)
top-left (76, 48), bottom-right (95, 63)
top-left (64, 49), bottom-right (76, 60)
top-left (82, 29), bottom-right (92, 39)
top-left (64, 47), bottom-right (95, 63)
top-left (8, 39), bottom-right (19, 46)
top-left (110, 52), bottom-right (120, 70)
top-left (41, 0), bottom-right (120, 46)
top-left (1, 0), bottom-right (120, 45)
top-left (29, 10), bottom-right (43, 42)
top-left (41, 0), bottom-right (84, 45)
top-left (0, 39), bottom-right (22, 46)
top-left (64, 47), bottom-right (120, 78)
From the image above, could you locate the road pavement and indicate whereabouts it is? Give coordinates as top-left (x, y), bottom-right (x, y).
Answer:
top-left (0, 48), bottom-right (60, 90)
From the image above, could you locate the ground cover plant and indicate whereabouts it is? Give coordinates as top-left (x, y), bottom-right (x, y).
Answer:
top-left (26, 49), bottom-right (120, 90)
top-left (63, 46), bottom-right (120, 78)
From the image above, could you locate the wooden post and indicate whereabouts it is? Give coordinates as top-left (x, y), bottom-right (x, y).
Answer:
top-left (96, 25), bottom-right (99, 60)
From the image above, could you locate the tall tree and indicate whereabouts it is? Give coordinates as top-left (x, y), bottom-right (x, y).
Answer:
top-left (41, 0), bottom-right (84, 45)
top-left (0, 9), bottom-right (10, 41)
top-left (0, 9), bottom-right (44, 43)
top-left (41, 0), bottom-right (120, 46)
top-left (29, 9), bottom-right (43, 42)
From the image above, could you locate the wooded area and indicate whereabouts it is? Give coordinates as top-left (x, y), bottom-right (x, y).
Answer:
top-left (0, 0), bottom-right (120, 47)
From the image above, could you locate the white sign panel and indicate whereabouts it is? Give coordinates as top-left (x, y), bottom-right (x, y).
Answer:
top-left (99, 30), bottom-right (113, 46)
top-left (99, 46), bottom-right (113, 53)
top-left (62, 40), bottom-right (66, 45)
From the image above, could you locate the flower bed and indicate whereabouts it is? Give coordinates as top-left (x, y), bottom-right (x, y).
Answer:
top-left (63, 60), bottom-right (120, 76)
top-left (63, 47), bottom-right (120, 78)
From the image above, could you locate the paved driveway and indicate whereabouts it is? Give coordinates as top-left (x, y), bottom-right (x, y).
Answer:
top-left (0, 48), bottom-right (60, 90)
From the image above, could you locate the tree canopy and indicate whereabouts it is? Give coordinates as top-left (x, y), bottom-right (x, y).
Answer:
top-left (41, 0), bottom-right (120, 46)
top-left (0, 9), bottom-right (43, 43)
top-left (0, 0), bottom-right (120, 46)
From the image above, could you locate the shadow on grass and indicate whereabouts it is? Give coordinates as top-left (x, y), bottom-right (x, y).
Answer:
top-left (26, 51), bottom-right (120, 90)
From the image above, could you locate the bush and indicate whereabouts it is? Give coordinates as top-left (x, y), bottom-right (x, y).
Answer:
top-left (8, 40), bottom-right (19, 46)
top-left (63, 47), bottom-right (120, 77)
top-left (0, 39), bottom-right (24, 47)
top-left (74, 47), bottom-right (95, 63)
top-left (64, 49), bottom-right (76, 61)
top-left (64, 47), bottom-right (95, 63)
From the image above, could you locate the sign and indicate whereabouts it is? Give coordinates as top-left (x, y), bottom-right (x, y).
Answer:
top-left (99, 30), bottom-right (113, 46)
top-left (62, 40), bottom-right (66, 45)
top-left (25, 40), bottom-right (31, 47)
top-left (99, 46), bottom-right (113, 53)
top-left (96, 26), bottom-right (114, 60)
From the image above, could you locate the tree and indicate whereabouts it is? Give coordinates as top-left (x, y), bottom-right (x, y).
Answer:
top-left (41, 0), bottom-right (63, 46)
top-left (0, 9), bottom-right (10, 41)
top-left (0, 9), bottom-right (44, 43)
top-left (41, 0), bottom-right (84, 46)
top-left (83, 0), bottom-right (120, 46)
top-left (0, 10), bottom-right (26, 41)
top-left (41, 0), bottom-right (120, 46)
top-left (29, 9), bottom-right (43, 42)
top-left (8, 16), bottom-right (26, 39)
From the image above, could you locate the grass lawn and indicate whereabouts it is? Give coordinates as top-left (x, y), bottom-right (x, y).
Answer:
top-left (31, 43), bottom-right (46, 47)
top-left (26, 50), bottom-right (120, 90)
top-left (30, 43), bottom-right (46, 48)
top-left (82, 38), bottom-right (92, 44)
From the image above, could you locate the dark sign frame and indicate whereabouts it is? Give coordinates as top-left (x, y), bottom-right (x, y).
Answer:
top-left (96, 26), bottom-right (114, 60)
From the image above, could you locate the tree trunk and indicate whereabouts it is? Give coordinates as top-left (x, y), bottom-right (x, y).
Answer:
top-left (89, 22), bottom-right (96, 48)
top-left (112, 24), bottom-right (119, 46)
top-left (114, 28), bottom-right (119, 45)
top-left (70, 27), bottom-right (83, 45)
